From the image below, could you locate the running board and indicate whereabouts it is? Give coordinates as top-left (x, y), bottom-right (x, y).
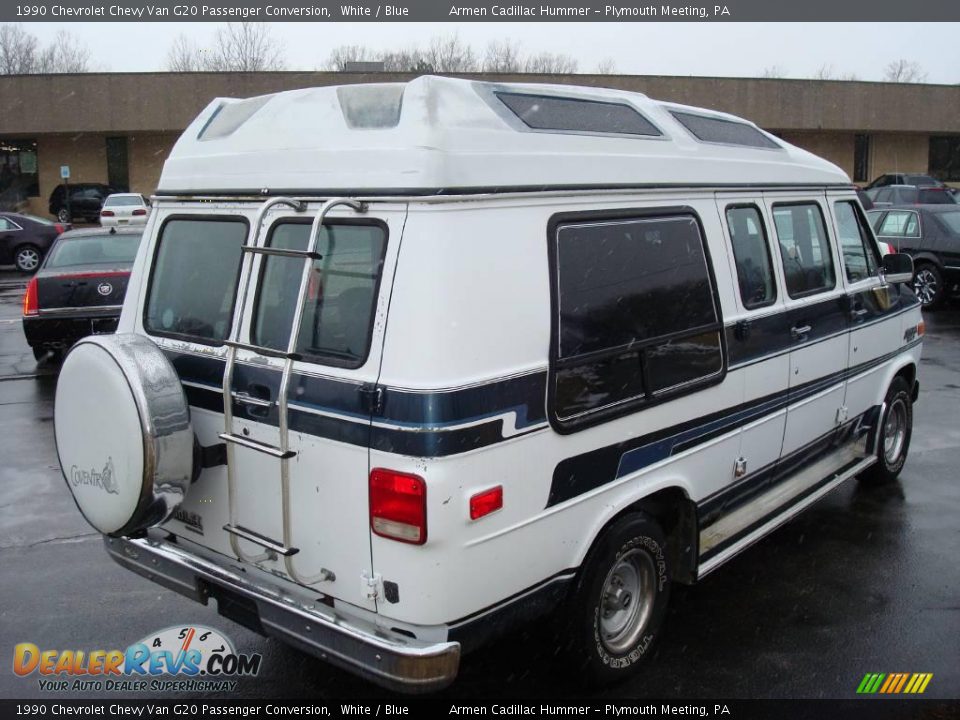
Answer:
top-left (218, 432), bottom-right (296, 459)
top-left (224, 524), bottom-right (300, 557)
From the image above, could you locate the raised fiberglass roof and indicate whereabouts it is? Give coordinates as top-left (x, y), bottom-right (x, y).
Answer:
top-left (158, 75), bottom-right (850, 195)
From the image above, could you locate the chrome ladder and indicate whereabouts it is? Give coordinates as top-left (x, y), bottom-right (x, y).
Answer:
top-left (218, 196), bottom-right (368, 585)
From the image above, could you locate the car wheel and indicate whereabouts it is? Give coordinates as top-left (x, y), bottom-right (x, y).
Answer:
top-left (860, 376), bottom-right (913, 486)
top-left (14, 245), bottom-right (42, 273)
top-left (912, 263), bottom-right (943, 309)
top-left (560, 513), bottom-right (670, 686)
top-left (57, 208), bottom-right (71, 224)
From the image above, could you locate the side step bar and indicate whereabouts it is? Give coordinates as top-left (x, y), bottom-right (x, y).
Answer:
top-left (218, 432), bottom-right (296, 459)
top-left (224, 524), bottom-right (300, 557)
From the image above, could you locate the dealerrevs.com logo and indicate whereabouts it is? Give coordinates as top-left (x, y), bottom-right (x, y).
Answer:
top-left (13, 625), bottom-right (262, 693)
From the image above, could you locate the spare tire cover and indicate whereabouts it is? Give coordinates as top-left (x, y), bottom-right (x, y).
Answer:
top-left (54, 333), bottom-right (193, 536)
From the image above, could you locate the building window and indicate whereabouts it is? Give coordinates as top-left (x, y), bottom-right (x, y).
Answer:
top-left (550, 211), bottom-right (724, 426)
top-left (106, 136), bottom-right (129, 192)
top-left (772, 203), bottom-right (836, 299)
top-left (854, 134), bottom-right (871, 183)
top-left (0, 139), bottom-right (39, 208)
top-left (930, 136), bottom-right (960, 182)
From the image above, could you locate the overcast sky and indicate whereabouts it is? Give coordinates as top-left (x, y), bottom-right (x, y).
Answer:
top-left (21, 22), bottom-right (960, 83)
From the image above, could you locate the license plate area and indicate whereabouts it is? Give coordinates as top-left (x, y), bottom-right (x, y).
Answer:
top-left (91, 317), bottom-right (119, 334)
top-left (201, 581), bottom-right (266, 636)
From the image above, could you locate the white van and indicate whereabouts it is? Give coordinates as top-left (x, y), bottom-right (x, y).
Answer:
top-left (54, 76), bottom-right (923, 692)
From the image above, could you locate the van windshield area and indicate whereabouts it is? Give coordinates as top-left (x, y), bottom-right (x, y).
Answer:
top-left (46, 232), bottom-right (142, 268)
top-left (253, 221), bottom-right (386, 367)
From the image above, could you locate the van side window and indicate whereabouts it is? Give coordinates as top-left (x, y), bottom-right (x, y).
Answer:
top-left (145, 217), bottom-right (247, 344)
top-left (834, 201), bottom-right (879, 283)
top-left (772, 203), bottom-right (836, 298)
top-left (551, 213), bottom-right (723, 424)
top-left (725, 205), bottom-right (776, 309)
top-left (251, 221), bottom-right (387, 368)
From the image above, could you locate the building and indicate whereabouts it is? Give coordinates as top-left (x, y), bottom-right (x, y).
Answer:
top-left (1, 71), bottom-right (959, 217)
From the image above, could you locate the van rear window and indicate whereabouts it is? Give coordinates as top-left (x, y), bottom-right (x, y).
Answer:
top-left (252, 221), bottom-right (387, 368)
top-left (144, 217), bottom-right (247, 344)
top-left (551, 212), bottom-right (723, 425)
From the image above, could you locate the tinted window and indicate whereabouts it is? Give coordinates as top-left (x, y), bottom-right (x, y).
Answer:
top-left (917, 188), bottom-right (957, 205)
top-left (938, 211), bottom-right (960, 234)
top-left (553, 213), bottom-right (722, 423)
top-left (670, 111), bottom-right (780, 149)
top-left (145, 218), bottom-right (246, 343)
top-left (105, 196), bottom-right (143, 207)
top-left (252, 221), bottom-right (386, 367)
top-left (877, 211), bottom-right (920, 238)
top-left (46, 233), bottom-right (142, 268)
top-left (772, 203), bottom-right (836, 298)
top-left (834, 202), bottom-right (878, 283)
top-left (0, 217), bottom-right (17, 231)
top-left (726, 205), bottom-right (776, 309)
top-left (496, 93), bottom-right (661, 137)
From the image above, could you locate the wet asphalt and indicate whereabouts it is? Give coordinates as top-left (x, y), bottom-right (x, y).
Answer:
top-left (0, 266), bottom-right (957, 701)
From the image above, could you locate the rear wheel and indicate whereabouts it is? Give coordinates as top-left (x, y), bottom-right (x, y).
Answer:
top-left (912, 263), bottom-right (943, 309)
top-left (14, 245), bottom-right (41, 273)
top-left (57, 208), bottom-right (71, 224)
top-left (860, 377), bottom-right (913, 486)
top-left (560, 513), bottom-right (670, 685)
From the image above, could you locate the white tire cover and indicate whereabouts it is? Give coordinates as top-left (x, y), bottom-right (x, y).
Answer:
top-left (54, 333), bottom-right (194, 536)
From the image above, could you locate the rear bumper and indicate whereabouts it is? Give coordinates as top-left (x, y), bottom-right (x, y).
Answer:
top-left (23, 313), bottom-right (119, 349)
top-left (103, 535), bottom-right (461, 693)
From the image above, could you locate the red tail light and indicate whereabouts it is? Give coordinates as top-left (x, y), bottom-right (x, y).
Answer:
top-left (370, 468), bottom-right (426, 545)
top-left (54, 223), bottom-right (64, 234)
top-left (470, 486), bottom-right (503, 520)
top-left (22, 277), bottom-right (38, 316)
top-left (100, 210), bottom-right (115, 217)
top-left (132, 208), bottom-right (146, 216)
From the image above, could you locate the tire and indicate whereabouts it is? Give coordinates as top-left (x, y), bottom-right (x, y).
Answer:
top-left (14, 245), bottom-right (42, 273)
top-left (560, 513), bottom-right (671, 686)
top-left (860, 376), bottom-right (913, 486)
top-left (57, 208), bottom-right (71, 224)
top-left (912, 263), bottom-right (944, 309)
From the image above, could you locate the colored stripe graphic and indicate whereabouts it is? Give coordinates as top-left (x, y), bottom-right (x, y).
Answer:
top-left (857, 672), bottom-right (932, 694)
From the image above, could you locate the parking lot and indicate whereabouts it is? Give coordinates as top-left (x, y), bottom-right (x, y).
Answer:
top-left (0, 265), bottom-right (957, 701)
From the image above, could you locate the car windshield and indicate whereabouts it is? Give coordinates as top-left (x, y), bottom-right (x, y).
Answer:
top-left (45, 233), bottom-right (142, 268)
top-left (105, 196), bottom-right (143, 207)
top-left (938, 211), bottom-right (960, 234)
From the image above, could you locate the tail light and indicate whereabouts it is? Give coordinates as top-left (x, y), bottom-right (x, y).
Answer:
top-left (100, 210), bottom-right (115, 217)
top-left (370, 468), bottom-right (426, 545)
top-left (132, 208), bottom-right (146, 216)
top-left (22, 277), bottom-right (38, 316)
top-left (470, 486), bottom-right (503, 520)
top-left (54, 223), bottom-right (64, 235)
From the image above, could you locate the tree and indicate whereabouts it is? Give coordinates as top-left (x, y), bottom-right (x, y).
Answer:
top-left (326, 44), bottom-right (375, 72)
top-left (0, 24), bottom-right (39, 74)
top-left (883, 59), bottom-right (927, 83)
top-left (482, 40), bottom-right (523, 73)
top-left (760, 65), bottom-right (786, 79)
top-left (0, 24), bottom-right (90, 74)
top-left (39, 31), bottom-right (91, 73)
top-left (166, 23), bottom-right (285, 72)
top-left (523, 52), bottom-right (578, 74)
top-left (596, 58), bottom-right (617, 74)
top-left (423, 34), bottom-right (478, 73)
top-left (166, 34), bottom-right (203, 72)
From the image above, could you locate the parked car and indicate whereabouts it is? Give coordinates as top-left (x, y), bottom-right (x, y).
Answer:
top-left (867, 204), bottom-right (960, 308)
top-left (48, 183), bottom-right (119, 224)
top-left (100, 193), bottom-right (151, 227)
top-left (864, 173), bottom-right (944, 190)
top-left (855, 187), bottom-right (874, 210)
top-left (22, 227), bottom-right (143, 362)
top-left (0, 212), bottom-right (67, 273)
top-left (868, 185), bottom-right (957, 207)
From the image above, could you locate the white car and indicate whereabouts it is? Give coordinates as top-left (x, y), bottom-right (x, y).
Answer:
top-left (99, 193), bottom-right (150, 227)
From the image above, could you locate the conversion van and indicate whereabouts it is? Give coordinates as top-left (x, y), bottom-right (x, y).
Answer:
top-left (53, 76), bottom-right (923, 692)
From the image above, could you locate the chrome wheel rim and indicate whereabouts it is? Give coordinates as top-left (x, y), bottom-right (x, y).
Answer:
top-left (57, 209), bottom-right (70, 223)
top-left (913, 269), bottom-right (938, 306)
top-left (883, 398), bottom-right (907, 465)
top-left (598, 549), bottom-right (656, 654)
top-left (17, 248), bottom-right (40, 271)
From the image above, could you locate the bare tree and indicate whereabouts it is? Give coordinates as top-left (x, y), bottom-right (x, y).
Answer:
top-left (760, 65), bottom-right (786, 79)
top-left (0, 24), bottom-right (90, 74)
top-left (326, 44), bottom-right (375, 72)
top-left (166, 34), bottom-right (204, 72)
top-left (424, 34), bottom-right (478, 72)
top-left (523, 52), bottom-right (578, 74)
top-left (813, 63), bottom-right (835, 80)
top-left (596, 58), bottom-right (617, 74)
top-left (206, 23), bottom-right (285, 72)
top-left (38, 31), bottom-right (90, 73)
top-left (883, 59), bottom-right (927, 83)
top-left (482, 40), bottom-right (523, 73)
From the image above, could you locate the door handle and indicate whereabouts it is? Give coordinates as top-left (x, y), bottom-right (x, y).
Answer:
top-left (234, 382), bottom-right (274, 419)
top-left (791, 324), bottom-right (812, 340)
top-left (852, 307), bottom-right (869, 320)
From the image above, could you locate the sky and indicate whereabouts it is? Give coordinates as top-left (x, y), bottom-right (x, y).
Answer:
top-left (18, 21), bottom-right (960, 83)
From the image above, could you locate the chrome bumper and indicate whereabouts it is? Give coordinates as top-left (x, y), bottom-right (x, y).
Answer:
top-left (104, 535), bottom-right (460, 693)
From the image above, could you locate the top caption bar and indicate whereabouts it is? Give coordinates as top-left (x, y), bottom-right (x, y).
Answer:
top-left (5, 0), bottom-right (960, 22)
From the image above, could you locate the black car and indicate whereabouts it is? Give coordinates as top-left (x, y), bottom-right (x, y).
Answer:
top-left (22, 227), bottom-right (143, 362)
top-left (867, 204), bottom-right (960, 308)
top-left (864, 173), bottom-right (944, 190)
top-left (48, 183), bottom-right (119, 224)
top-left (869, 185), bottom-right (957, 207)
top-left (0, 212), bottom-right (67, 273)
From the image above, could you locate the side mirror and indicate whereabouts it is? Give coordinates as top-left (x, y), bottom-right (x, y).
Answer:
top-left (881, 253), bottom-right (914, 285)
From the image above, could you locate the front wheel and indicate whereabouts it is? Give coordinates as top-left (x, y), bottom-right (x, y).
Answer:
top-left (913, 263), bottom-right (944, 309)
top-left (14, 245), bottom-right (41, 273)
top-left (860, 377), bottom-right (913, 486)
top-left (560, 513), bottom-right (670, 685)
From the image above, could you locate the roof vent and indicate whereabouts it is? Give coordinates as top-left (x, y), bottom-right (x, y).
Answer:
top-left (337, 84), bottom-right (405, 129)
top-left (496, 92), bottom-right (661, 137)
top-left (670, 110), bottom-right (780, 149)
top-left (198, 95), bottom-right (273, 141)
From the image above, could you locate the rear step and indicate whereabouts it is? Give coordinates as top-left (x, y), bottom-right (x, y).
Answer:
top-left (224, 524), bottom-right (299, 557)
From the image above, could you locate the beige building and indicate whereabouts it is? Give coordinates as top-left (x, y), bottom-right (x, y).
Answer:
top-left (1, 71), bottom-right (959, 217)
